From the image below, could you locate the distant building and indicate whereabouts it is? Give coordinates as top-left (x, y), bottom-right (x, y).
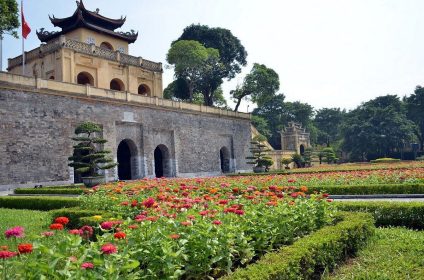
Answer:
top-left (8, 0), bottom-right (163, 97)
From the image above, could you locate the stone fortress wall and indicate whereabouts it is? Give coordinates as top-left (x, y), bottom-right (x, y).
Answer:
top-left (0, 72), bottom-right (252, 190)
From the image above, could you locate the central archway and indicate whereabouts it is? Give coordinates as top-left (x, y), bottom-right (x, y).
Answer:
top-left (117, 139), bottom-right (138, 180)
top-left (300, 144), bottom-right (305, 156)
top-left (220, 146), bottom-right (231, 173)
top-left (154, 144), bottom-right (171, 178)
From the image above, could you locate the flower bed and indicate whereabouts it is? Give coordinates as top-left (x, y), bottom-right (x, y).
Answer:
top-left (1, 178), bottom-right (333, 279)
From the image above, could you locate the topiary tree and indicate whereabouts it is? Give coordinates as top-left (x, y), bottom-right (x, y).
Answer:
top-left (68, 122), bottom-right (116, 181)
top-left (291, 153), bottom-right (304, 168)
top-left (302, 147), bottom-right (314, 167)
top-left (322, 147), bottom-right (337, 164)
top-left (246, 135), bottom-right (272, 172)
top-left (281, 157), bottom-right (292, 169)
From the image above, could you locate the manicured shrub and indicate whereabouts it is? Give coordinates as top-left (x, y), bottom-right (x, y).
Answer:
top-left (307, 183), bottom-right (424, 195)
top-left (0, 196), bottom-right (80, 210)
top-left (370, 157), bottom-right (400, 163)
top-left (222, 212), bottom-right (375, 280)
top-left (14, 188), bottom-right (85, 195)
top-left (334, 201), bottom-right (424, 229)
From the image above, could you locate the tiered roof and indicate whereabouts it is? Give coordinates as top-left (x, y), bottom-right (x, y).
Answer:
top-left (36, 0), bottom-right (138, 43)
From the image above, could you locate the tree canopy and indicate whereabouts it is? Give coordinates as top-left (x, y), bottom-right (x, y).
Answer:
top-left (0, 0), bottom-right (19, 38)
top-left (314, 108), bottom-right (345, 146)
top-left (406, 86), bottom-right (424, 151)
top-left (231, 63), bottom-right (279, 112)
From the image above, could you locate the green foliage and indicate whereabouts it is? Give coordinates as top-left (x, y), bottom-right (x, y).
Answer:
top-left (307, 182), bottom-right (424, 195)
top-left (223, 212), bottom-right (375, 280)
top-left (231, 63), bottom-right (279, 111)
top-left (324, 227), bottom-right (424, 280)
top-left (0, 196), bottom-right (80, 210)
top-left (246, 135), bottom-right (272, 168)
top-left (314, 107), bottom-right (345, 146)
top-left (0, 208), bottom-right (50, 245)
top-left (370, 157), bottom-right (400, 163)
top-left (0, 0), bottom-right (19, 38)
top-left (302, 147), bottom-right (314, 166)
top-left (69, 122), bottom-right (116, 177)
top-left (14, 188), bottom-right (85, 195)
top-left (334, 201), bottom-right (424, 229)
top-left (406, 86), bottom-right (424, 152)
top-left (342, 95), bottom-right (416, 160)
top-left (291, 153), bottom-right (304, 168)
top-left (281, 157), bottom-right (292, 169)
top-left (175, 24), bottom-right (247, 106)
top-left (321, 147), bottom-right (337, 164)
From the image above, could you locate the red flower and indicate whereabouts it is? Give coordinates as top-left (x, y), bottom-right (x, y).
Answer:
top-left (79, 225), bottom-right (94, 239)
top-left (235, 210), bottom-right (245, 215)
top-left (114, 232), bottom-right (126, 239)
top-left (131, 200), bottom-right (138, 207)
top-left (100, 243), bottom-right (117, 254)
top-left (100, 221), bottom-right (114, 230)
top-left (0, 251), bottom-right (17, 259)
top-left (212, 220), bottom-right (222, 225)
top-left (81, 262), bottom-right (94, 269)
top-left (128, 225), bottom-right (138, 230)
top-left (68, 229), bottom-right (81, 235)
top-left (42, 231), bottom-right (54, 237)
top-left (54, 216), bottom-right (70, 225)
top-left (142, 197), bottom-right (156, 208)
top-left (169, 234), bottom-right (180, 239)
top-left (327, 199), bottom-right (334, 202)
top-left (17, 243), bottom-right (33, 254)
top-left (49, 223), bottom-right (64, 230)
top-left (180, 221), bottom-right (192, 226)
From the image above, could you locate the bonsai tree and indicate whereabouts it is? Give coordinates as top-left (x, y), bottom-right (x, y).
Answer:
top-left (291, 153), bottom-right (304, 168)
top-left (302, 147), bottom-right (314, 167)
top-left (68, 122), bottom-right (116, 182)
top-left (246, 134), bottom-right (272, 172)
top-left (281, 157), bottom-right (292, 169)
top-left (322, 147), bottom-right (337, 164)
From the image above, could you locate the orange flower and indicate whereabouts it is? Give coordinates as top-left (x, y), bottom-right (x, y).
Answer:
top-left (300, 186), bottom-right (308, 193)
top-left (17, 243), bottom-right (33, 254)
top-left (49, 223), bottom-right (64, 230)
top-left (169, 234), bottom-right (180, 239)
top-left (114, 232), bottom-right (126, 239)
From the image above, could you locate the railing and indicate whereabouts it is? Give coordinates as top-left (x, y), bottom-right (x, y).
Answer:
top-left (0, 72), bottom-right (251, 120)
top-left (8, 37), bottom-right (162, 72)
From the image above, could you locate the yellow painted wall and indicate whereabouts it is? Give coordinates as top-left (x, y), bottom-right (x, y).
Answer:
top-left (66, 28), bottom-right (129, 53)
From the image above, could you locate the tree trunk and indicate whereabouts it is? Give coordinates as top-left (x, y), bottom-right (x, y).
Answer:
top-left (234, 97), bottom-right (242, 112)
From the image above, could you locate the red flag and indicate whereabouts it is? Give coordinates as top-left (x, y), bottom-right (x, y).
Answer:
top-left (21, 2), bottom-right (31, 39)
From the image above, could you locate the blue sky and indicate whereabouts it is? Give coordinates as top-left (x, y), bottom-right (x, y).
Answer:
top-left (3, 0), bottom-right (424, 111)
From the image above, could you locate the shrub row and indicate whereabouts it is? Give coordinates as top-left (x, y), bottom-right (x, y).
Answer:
top-left (0, 196), bottom-right (80, 210)
top-left (14, 188), bottom-right (85, 195)
top-left (222, 212), bottom-right (375, 280)
top-left (370, 158), bottom-right (401, 164)
top-left (50, 207), bottom-right (110, 228)
top-left (334, 201), bottom-right (424, 229)
top-left (307, 183), bottom-right (424, 195)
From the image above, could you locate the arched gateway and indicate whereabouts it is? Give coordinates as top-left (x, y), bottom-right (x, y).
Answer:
top-left (154, 144), bottom-right (171, 178)
top-left (117, 139), bottom-right (137, 180)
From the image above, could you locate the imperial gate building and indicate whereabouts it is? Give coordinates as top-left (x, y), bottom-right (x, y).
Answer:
top-left (0, 1), bottom-right (251, 189)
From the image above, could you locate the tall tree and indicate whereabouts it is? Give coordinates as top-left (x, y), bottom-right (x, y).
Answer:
top-left (166, 40), bottom-right (220, 102)
top-left (406, 86), bottom-right (424, 151)
top-left (231, 63), bottom-right (279, 112)
top-left (341, 95), bottom-right (415, 160)
top-left (0, 0), bottom-right (19, 38)
top-left (175, 24), bottom-right (247, 106)
top-left (314, 108), bottom-right (345, 146)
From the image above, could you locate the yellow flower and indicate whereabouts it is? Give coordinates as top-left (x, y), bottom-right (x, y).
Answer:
top-left (92, 215), bottom-right (103, 220)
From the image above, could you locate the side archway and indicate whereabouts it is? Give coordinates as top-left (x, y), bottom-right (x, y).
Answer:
top-left (300, 144), bottom-right (305, 156)
top-left (154, 144), bottom-right (171, 178)
top-left (117, 139), bottom-right (138, 180)
top-left (110, 78), bottom-right (125, 91)
top-left (138, 84), bottom-right (151, 96)
top-left (77, 72), bottom-right (94, 86)
top-left (220, 146), bottom-right (231, 173)
top-left (100, 42), bottom-right (114, 51)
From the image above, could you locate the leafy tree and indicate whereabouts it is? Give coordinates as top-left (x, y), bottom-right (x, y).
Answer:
top-left (406, 86), bottom-right (424, 151)
top-left (246, 135), bottom-right (272, 171)
top-left (68, 122), bottom-right (116, 178)
top-left (166, 40), bottom-right (220, 102)
top-left (341, 95), bottom-right (416, 160)
top-left (0, 0), bottom-right (19, 38)
top-left (281, 157), bottom-right (292, 169)
top-left (251, 115), bottom-right (271, 139)
top-left (302, 147), bottom-right (314, 167)
top-left (321, 147), bottom-right (337, 164)
top-left (291, 153), bottom-right (304, 168)
top-left (231, 63), bottom-right (279, 111)
top-left (314, 108), bottom-right (345, 146)
top-left (175, 24), bottom-right (247, 106)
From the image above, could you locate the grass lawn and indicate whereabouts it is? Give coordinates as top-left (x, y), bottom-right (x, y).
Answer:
top-left (0, 208), bottom-right (51, 245)
top-left (325, 227), bottom-right (424, 280)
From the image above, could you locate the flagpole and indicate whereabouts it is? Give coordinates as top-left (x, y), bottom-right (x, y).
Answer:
top-left (21, 0), bottom-right (25, 76)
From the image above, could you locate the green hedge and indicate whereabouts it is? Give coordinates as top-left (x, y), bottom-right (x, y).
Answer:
top-left (50, 207), bottom-right (108, 228)
top-left (370, 158), bottom-right (400, 164)
top-left (14, 188), bottom-right (85, 195)
top-left (307, 183), bottom-right (424, 195)
top-left (334, 201), bottom-right (424, 229)
top-left (222, 212), bottom-right (375, 280)
top-left (0, 196), bottom-right (80, 210)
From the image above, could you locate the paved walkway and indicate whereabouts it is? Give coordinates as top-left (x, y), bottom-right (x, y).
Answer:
top-left (334, 198), bottom-right (424, 202)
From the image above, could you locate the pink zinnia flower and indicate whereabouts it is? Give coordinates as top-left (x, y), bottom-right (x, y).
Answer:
top-left (5, 226), bottom-right (24, 239)
top-left (69, 229), bottom-right (81, 235)
top-left (81, 262), bottom-right (94, 269)
top-left (100, 243), bottom-right (117, 255)
top-left (142, 197), bottom-right (156, 208)
top-left (79, 225), bottom-right (94, 239)
top-left (212, 220), bottom-right (222, 225)
top-left (42, 231), bottom-right (54, 237)
top-left (100, 221), bottom-right (114, 230)
top-left (0, 251), bottom-right (17, 259)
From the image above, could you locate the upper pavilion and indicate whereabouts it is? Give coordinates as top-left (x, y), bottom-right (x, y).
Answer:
top-left (8, 0), bottom-right (163, 97)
